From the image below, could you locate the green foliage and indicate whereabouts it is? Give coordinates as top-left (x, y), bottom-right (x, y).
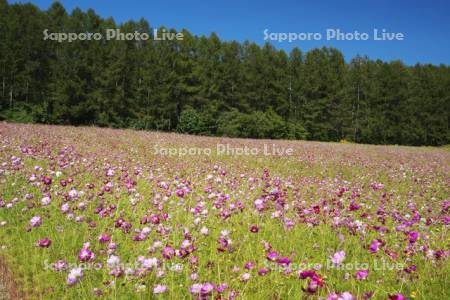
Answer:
top-left (176, 106), bottom-right (205, 134)
top-left (216, 109), bottom-right (244, 137)
top-left (285, 121), bottom-right (309, 140)
top-left (2, 107), bottom-right (35, 123)
top-left (216, 109), bottom-right (307, 140)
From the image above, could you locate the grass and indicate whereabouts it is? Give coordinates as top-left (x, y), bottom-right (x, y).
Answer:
top-left (0, 123), bottom-right (448, 299)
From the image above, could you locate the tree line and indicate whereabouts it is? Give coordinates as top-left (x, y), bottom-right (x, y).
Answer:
top-left (0, 0), bottom-right (449, 145)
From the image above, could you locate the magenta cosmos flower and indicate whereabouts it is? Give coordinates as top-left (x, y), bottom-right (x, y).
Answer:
top-left (299, 270), bottom-right (325, 293)
top-left (244, 261), bottom-right (255, 270)
top-left (369, 239), bottom-right (382, 253)
top-left (302, 273), bottom-right (325, 294)
top-left (276, 256), bottom-right (291, 266)
top-left (404, 265), bottom-right (417, 273)
top-left (266, 251), bottom-right (279, 261)
top-left (176, 189), bottom-right (185, 198)
top-left (408, 231), bottom-right (419, 244)
top-left (388, 293), bottom-right (409, 300)
top-left (98, 233), bottom-right (111, 243)
top-left (79, 242), bottom-right (95, 262)
top-left (298, 270), bottom-right (318, 279)
top-left (258, 267), bottom-right (269, 276)
top-left (42, 176), bottom-right (52, 185)
top-left (36, 238), bottom-right (51, 248)
top-left (249, 225), bottom-right (259, 233)
top-left (355, 269), bottom-right (369, 280)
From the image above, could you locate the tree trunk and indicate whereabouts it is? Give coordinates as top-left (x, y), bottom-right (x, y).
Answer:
top-left (26, 80), bottom-right (29, 103)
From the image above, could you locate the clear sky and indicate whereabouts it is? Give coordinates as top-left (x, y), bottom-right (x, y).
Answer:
top-left (10, 0), bottom-right (450, 65)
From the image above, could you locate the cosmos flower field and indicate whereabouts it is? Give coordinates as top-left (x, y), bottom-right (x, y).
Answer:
top-left (0, 123), bottom-right (448, 300)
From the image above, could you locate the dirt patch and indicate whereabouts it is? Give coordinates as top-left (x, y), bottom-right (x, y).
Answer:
top-left (0, 256), bottom-right (23, 300)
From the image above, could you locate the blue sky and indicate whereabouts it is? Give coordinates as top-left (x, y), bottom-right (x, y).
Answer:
top-left (10, 0), bottom-right (450, 65)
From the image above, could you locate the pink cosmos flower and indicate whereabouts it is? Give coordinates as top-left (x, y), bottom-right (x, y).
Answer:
top-left (153, 284), bottom-right (167, 294)
top-left (92, 288), bottom-right (103, 297)
top-left (216, 283), bottom-right (228, 293)
top-left (29, 174), bottom-right (37, 182)
top-left (329, 292), bottom-right (354, 300)
top-left (109, 267), bottom-right (123, 277)
top-left (106, 169), bottom-right (115, 177)
top-left (75, 216), bottom-right (85, 223)
top-left (41, 196), bottom-right (51, 206)
top-left (162, 245), bottom-right (175, 259)
top-left (200, 226), bottom-right (209, 235)
top-left (241, 272), bottom-right (251, 282)
top-left (150, 214), bottom-right (160, 224)
top-left (200, 282), bottom-right (214, 294)
top-left (61, 203), bottom-right (70, 213)
top-left (327, 292), bottom-right (340, 300)
top-left (133, 233), bottom-right (147, 241)
top-left (190, 283), bottom-right (215, 297)
top-left (106, 255), bottom-right (120, 268)
top-left (68, 189), bottom-right (79, 199)
top-left (180, 239), bottom-right (191, 250)
top-left (67, 268), bottom-right (83, 285)
top-left (189, 255), bottom-right (199, 265)
top-left (29, 216), bottom-right (42, 227)
top-left (54, 260), bottom-right (68, 272)
top-left (331, 250), bottom-right (346, 266)
top-left (77, 202), bottom-right (86, 210)
top-left (108, 242), bottom-right (117, 252)
top-left (190, 283), bottom-right (202, 295)
top-left (254, 199), bottom-right (265, 211)
top-left (217, 237), bottom-right (230, 252)
top-left (141, 257), bottom-right (158, 269)
top-left (340, 292), bottom-right (354, 300)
